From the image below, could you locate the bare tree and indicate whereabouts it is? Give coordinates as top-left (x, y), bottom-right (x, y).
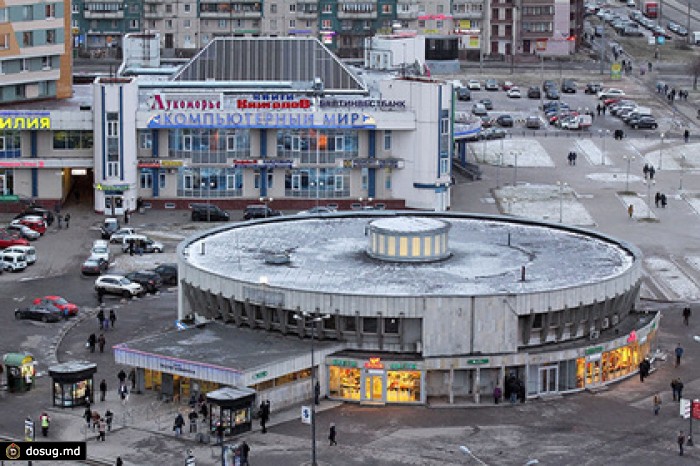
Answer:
top-left (689, 56), bottom-right (700, 91)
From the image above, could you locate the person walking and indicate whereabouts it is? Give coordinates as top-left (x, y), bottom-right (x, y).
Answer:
top-left (241, 441), bottom-right (250, 466)
top-left (677, 378), bottom-right (684, 400)
top-left (493, 384), bottom-right (502, 404)
top-left (173, 413), bottom-right (185, 437)
top-left (118, 369), bottom-right (127, 388)
top-left (627, 204), bottom-right (634, 219)
top-left (128, 368), bottom-right (136, 391)
top-left (671, 379), bottom-right (679, 401)
top-left (655, 192), bottom-right (661, 208)
top-left (649, 165), bottom-right (656, 180)
top-left (661, 193), bottom-right (667, 208)
top-left (314, 380), bottom-right (321, 405)
top-left (109, 309), bottom-right (117, 329)
top-left (39, 412), bottom-right (50, 436)
top-left (653, 393), bottom-right (661, 415)
top-left (119, 385), bottom-right (129, 405)
top-left (675, 344), bottom-right (684, 367)
top-left (98, 333), bottom-right (106, 353)
top-left (643, 164), bottom-right (650, 180)
top-left (329, 422), bottom-right (338, 446)
top-left (259, 401), bottom-right (270, 434)
top-left (105, 409), bottom-right (113, 432)
top-left (99, 379), bottom-right (107, 401)
top-left (97, 309), bottom-right (105, 330)
top-left (56, 214), bottom-right (62, 229)
top-left (116, 457), bottom-right (123, 466)
top-left (678, 430), bottom-right (685, 456)
top-left (88, 333), bottom-right (96, 353)
top-left (682, 306), bottom-right (691, 325)
top-left (84, 406), bottom-right (92, 428)
top-left (188, 409), bottom-right (198, 433)
top-left (64, 213), bottom-right (70, 229)
top-left (97, 418), bottom-right (106, 441)
top-left (684, 129), bottom-right (690, 143)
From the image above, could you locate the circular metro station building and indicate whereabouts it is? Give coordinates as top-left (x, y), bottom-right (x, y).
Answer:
top-left (116, 212), bottom-right (658, 409)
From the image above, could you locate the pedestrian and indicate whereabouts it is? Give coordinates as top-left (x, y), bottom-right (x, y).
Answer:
top-left (678, 430), bottom-right (685, 456)
top-left (671, 378), bottom-right (679, 401)
top-left (64, 213), bottom-right (70, 229)
top-left (649, 165), bottom-right (655, 180)
top-left (493, 384), bottom-right (502, 404)
top-left (675, 343), bottom-right (684, 367)
top-left (677, 378), bottom-right (684, 400)
top-left (103, 314), bottom-right (110, 331)
top-left (684, 129), bottom-right (690, 143)
top-left (97, 309), bottom-right (105, 330)
top-left (655, 192), bottom-right (661, 208)
top-left (88, 333), bottom-right (96, 353)
top-left (188, 409), bottom-right (198, 433)
top-left (39, 412), bottom-right (50, 436)
top-left (200, 401), bottom-right (208, 422)
top-left (639, 360), bottom-right (646, 382)
top-left (653, 393), bottom-right (661, 415)
top-left (119, 385), bottom-right (129, 405)
top-left (682, 306), bottom-right (691, 325)
top-left (596, 103), bottom-right (602, 116)
top-left (91, 411), bottom-right (100, 431)
top-left (116, 457), bottom-right (123, 466)
top-left (98, 418), bottom-right (106, 441)
top-left (105, 409), bottom-right (113, 432)
top-left (118, 369), bottom-right (127, 387)
top-left (124, 210), bottom-right (129, 224)
top-left (241, 441), bottom-right (250, 466)
top-left (259, 401), bottom-right (268, 434)
top-left (57, 214), bottom-right (62, 229)
top-left (100, 379), bottom-right (107, 401)
top-left (314, 380), bottom-right (320, 405)
top-left (643, 164), bottom-right (649, 179)
top-left (215, 423), bottom-right (225, 445)
top-left (128, 368), bottom-right (136, 390)
top-left (173, 413), bottom-right (185, 436)
top-left (109, 309), bottom-right (116, 329)
top-left (661, 193), bottom-right (667, 208)
top-left (84, 406), bottom-right (92, 427)
top-left (628, 204), bottom-right (634, 219)
top-left (572, 151), bottom-right (577, 165)
top-left (648, 61), bottom-right (652, 72)
top-left (98, 333), bottom-right (106, 353)
top-left (329, 422), bottom-right (337, 446)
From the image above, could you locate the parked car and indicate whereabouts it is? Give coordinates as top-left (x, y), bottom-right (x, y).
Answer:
top-left (297, 206), bottom-right (337, 215)
top-left (630, 116), bottom-right (658, 129)
top-left (598, 88), bottom-right (625, 100)
top-left (467, 79), bottom-right (481, 90)
top-left (0, 234), bottom-right (29, 250)
top-left (527, 86), bottom-right (541, 99)
top-left (525, 116), bottom-right (542, 129)
top-left (32, 296), bottom-right (79, 317)
top-left (479, 128), bottom-right (507, 140)
top-left (478, 99), bottom-right (493, 110)
top-left (676, 26), bottom-right (688, 37)
top-left (561, 80), bottom-right (577, 93)
top-left (121, 235), bottom-right (164, 254)
top-left (100, 218), bottom-right (120, 239)
top-left (496, 115), bottom-right (514, 127)
top-left (542, 80), bottom-right (557, 91)
top-left (190, 203), bottom-right (230, 222)
top-left (485, 79), bottom-right (499, 91)
top-left (585, 83), bottom-right (603, 94)
top-left (6, 223), bottom-right (40, 240)
top-left (95, 275), bottom-right (144, 298)
top-left (125, 271), bottom-right (163, 294)
top-left (91, 241), bottom-right (111, 262)
top-left (0, 251), bottom-right (28, 272)
top-left (154, 263), bottom-right (178, 285)
top-left (4, 245), bottom-right (36, 265)
top-left (456, 87), bottom-right (471, 101)
top-left (81, 257), bottom-right (109, 275)
top-left (471, 104), bottom-right (487, 116)
top-left (11, 217), bottom-right (46, 235)
top-left (506, 87), bottom-right (521, 98)
top-left (479, 116), bottom-right (495, 128)
top-left (15, 206), bottom-right (54, 226)
top-left (243, 205), bottom-right (282, 220)
top-left (15, 304), bottom-right (63, 323)
top-left (109, 228), bottom-right (137, 244)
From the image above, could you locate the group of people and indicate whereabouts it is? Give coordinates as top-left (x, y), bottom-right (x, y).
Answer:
top-left (655, 83), bottom-right (688, 103)
top-left (654, 192), bottom-right (668, 209)
top-left (83, 404), bottom-right (113, 442)
top-left (86, 333), bottom-right (107, 353)
top-left (566, 151), bottom-right (578, 166)
top-left (670, 378), bottom-right (685, 401)
top-left (97, 307), bottom-right (117, 331)
top-left (642, 163), bottom-right (656, 180)
top-left (53, 203), bottom-right (71, 229)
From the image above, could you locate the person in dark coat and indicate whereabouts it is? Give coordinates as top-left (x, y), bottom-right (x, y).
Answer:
top-left (88, 333), bottom-right (96, 353)
top-left (241, 441), bottom-right (250, 465)
top-left (682, 307), bottom-right (691, 325)
top-left (173, 413), bottom-right (185, 436)
top-left (188, 409), bottom-right (198, 433)
top-left (259, 401), bottom-right (269, 433)
top-left (684, 129), bottom-right (690, 143)
top-left (517, 380), bottom-right (526, 403)
top-left (649, 166), bottom-right (656, 180)
top-left (493, 385), bottom-right (502, 404)
top-left (661, 193), bottom-right (667, 208)
top-left (314, 381), bottom-right (321, 405)
top-left (105, 409), bottom-right (113, 432)
top-left (64, 213), bottom-right (70, 229)
top-left (97, 309), bottom-right (105, 329)
top-left (643, 164), bottom-right (650, 179)
top-left (99, 379), bottom-right (107, 401)
top-left (655, 192), bottom-right (661, 208)
top-left (109, 310), bottom-right (116, 329)
top-left (117, 369), bottom-right (127, 389)
top-left (98, 333), bottom-right (106, 353)
top-left (83, 406), bottom-right (92, 427)
top-left (329, 423), bottom-right (337, 446)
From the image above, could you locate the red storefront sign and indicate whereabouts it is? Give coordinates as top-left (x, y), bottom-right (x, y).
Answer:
top-left (692, 400), bottom-right (700, 420)
top-left (364, 357), bottom-right (384, 370)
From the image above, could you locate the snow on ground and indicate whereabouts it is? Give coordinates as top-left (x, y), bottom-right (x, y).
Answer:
top-left (644, 257), bottom-right (700, 301)
top-left (586, 172), bottom-right (643, 186)
top-left (618, 193), bottom-right (655, 220)
top-left (576, 139), bottom-right (611, 166)
top-left (495, 184), bottom-right (595, 226)
top-left (641, 142), bottom-right (700, 171)
top-left (684, 194), bottom-right (700, 215)
top-left (475, 139), bottom-right (554, 167)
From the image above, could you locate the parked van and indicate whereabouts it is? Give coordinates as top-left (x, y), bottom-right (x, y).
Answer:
top-left (3, 245), bottom-right (36, 265)
top-left (0, 251), bottom-right (28, 272)
top-left (91, 240), bottom-right (111, 262)
top-left (121, 234), bottom-right (164, 253)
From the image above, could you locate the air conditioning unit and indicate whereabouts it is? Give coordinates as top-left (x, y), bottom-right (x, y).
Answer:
top-left (589, 330), bottom-right (600, 340)
top-left (601, 318), bottom-right (610, 329)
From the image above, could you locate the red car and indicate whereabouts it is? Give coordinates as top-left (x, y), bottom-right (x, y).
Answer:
top-left (0, 235), bottom-right (29, 249)
top-left (32, 296), bottom-right (79, 317)
top-left (13, 216), bottom-right (47, 235)
top-left (603, 98), bottom-right (621, 107)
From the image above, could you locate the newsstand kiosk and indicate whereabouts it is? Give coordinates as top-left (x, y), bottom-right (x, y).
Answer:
top-left (3, 353), bottom-right (35, 393)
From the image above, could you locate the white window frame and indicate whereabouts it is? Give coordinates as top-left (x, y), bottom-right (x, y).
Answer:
top-left (107, 162), bottom-right (120, 178)
top-left (139, 132), bottom-right (152, 149)
top-left (45, 4), bottom-right (56, 19)
top-left (182, 135), bottom-right (192, 151)
top-left (334, 135), bottom-right (344, 152)
top-left (0, 136), bottom-right (6, 151)
top-left (291, 174), bottom-right (301, 190)
top-left (107, 121), bottom-right (119, 138)
top-left (159, 173), bottom-right (166, 189)
top-left (226, 135), bottom-right (237, 151)
top-left (385, 173), bottom-right (392, 190)
top-left (334, 175), bottom-right (343, 191)
top-left (439, 158), bottom-right (449, 175)
top-left (384, 130), bottom-right (392, 150)
top-left (440, 118), bottom-right (449, 135)
top-left (21, 59), bottom-right (29, 72)
top-left (184, 4), bottom-right (191, 13)
top-left (184, 174), bottom-right (193, 190)
top-left (292, 136), bottom-right (301, 152)
top-left (226, 174), bottom-right (236, 190)
top-left (140, 172), bottom-right (153, 189)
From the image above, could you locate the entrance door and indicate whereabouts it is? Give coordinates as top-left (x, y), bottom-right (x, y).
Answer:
top-left (538, 366), bottom-right (558, 394)
top-left (585, 358), bottom-right (602, 386)
top-left (362, 371), bottom-right (384, 403)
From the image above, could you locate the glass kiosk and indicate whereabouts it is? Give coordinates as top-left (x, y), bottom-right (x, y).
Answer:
top-left (206, 387), bottom-right (256, 437)
top-left (49, 361), bottom-right (97, 407)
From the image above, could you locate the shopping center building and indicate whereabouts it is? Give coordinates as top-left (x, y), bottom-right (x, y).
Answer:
top-left (114, 211), bottom-right (658, 409)
top-left (0, 36), bottom-right (453, 213)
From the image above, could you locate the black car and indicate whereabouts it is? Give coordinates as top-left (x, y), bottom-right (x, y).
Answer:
top-left (191, 204), bottom-right (230, 221)
top-left (154, 263), bottom-right (178, 285)
top-left (15, 206), bottom-right (54, 226)
top-left (545, 88), bottom-right (560, 100)
top-left (542, 80), bottom-right (556, 91)
top-left (100, 218), bottom-right (120, 239)
top-left (496, 115), bottom-right (514, 127)
top-left (456, 87), bottom-right (471, 101)
top-left (527, 86), bottom-right (541, 99)
top-left (125, 271), bottom-right (163, 294)
top-left (561, 80), bottom-right (577, 93)
top-left (630, 116), bottom-right (658, 129)
top-left (15, 304), bottom-right (63, 322)
top-left (585, 83), bottom-right (603, 94)
top-left (243, 205), bottom-right (282, 220)
top-left (478, 99), bottom-right (493, 110)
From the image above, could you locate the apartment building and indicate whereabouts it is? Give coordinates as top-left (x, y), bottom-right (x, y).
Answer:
top-left (0, 0), bottom-right (72, 104)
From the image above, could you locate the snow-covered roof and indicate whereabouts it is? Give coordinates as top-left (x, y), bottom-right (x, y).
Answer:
top-left (370, 217), bottom-right (447, 233)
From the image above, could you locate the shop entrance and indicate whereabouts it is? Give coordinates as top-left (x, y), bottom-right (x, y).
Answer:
top-left (585, 357), bottom-right (603, 387)
top-left (362, 370), bottom-right (384, 404)
top-left (538, 365), bottom-right (558, 394)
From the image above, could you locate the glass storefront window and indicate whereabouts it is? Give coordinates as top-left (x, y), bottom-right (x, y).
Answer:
top-left (329, 367), bottom-right (360, 400)
top-left (386, 371), bottom-right (421, 403)
top-left (53, 379), bottom-right (92, 407)
top-left (145, 369), bottom-right (161, 390)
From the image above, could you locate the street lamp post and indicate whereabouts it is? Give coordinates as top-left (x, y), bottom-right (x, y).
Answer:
top-left (659, 133), bottom-right (665, 170)
top-left (294, 311), bottom-right (331, 466)
top-left (512, 150), bottom-right (520, 186)
top-left (557, 181), bottom-right (568, 223)
top-left (599, 129), bottom-right (610, 165)
top-left (646, 180), bottom-right (656, 219)
top-left (624, 155), bottom-right (635, 192)
top-left (680, 154), bottom-right (686, 190)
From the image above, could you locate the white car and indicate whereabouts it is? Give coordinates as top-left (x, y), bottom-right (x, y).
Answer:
top-left (3, 245), bottom-right (36, 265)
top-left (6, 223), bottom-right (40, 240)
top-left (506, 87), bottom-right (522, 98)
top-left (109, 227), bottom-right (137, 244)
top-left (597, 88), bottom-right (625, 100)
top-left (296, 207), bottom-right (337, 215)
top-left (94, 275), bottom-right (144, 298)
top-left (467, 79), bottom-right (481, 90)
top-left (90, 244), bottom-right (111, 262)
